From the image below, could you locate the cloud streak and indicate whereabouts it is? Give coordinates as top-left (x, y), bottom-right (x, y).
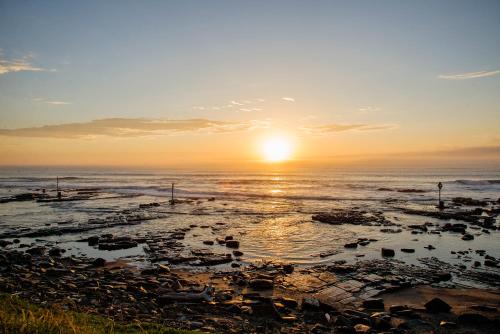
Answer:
top-left (0, 54), bottom-right (54, 75)
top-left (301, 123), bottom-right (397, 134)
top-left (34, 98), bottom-right (71, 105)
top-left (438, 70), bottom-right (500, 80)
top-left (0, 118), bottom-right (270, 139)
top-left (192, 98), bottom-right (266, 113)
top-left (282, 97), bottom-right (295, 102)
top-left (358, 106), bottom-right (381, 112)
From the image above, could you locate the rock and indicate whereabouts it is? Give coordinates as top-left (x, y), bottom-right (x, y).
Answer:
top-left (424, 297), bottom-right (451, 313)
top-left (408, 224), bottom-right (428, 232)
top-left (353, 324), bottom-right (371, 334)
top-left (280, 297), bottom-right (298, 308)
top-left (458, 313), bottom-right (491, 325)
top-left (370, 313), bottom-right (392, 331)
top-left (484, 260), bottom-right (497, 267)
top-left (87, 236), bottom-right (99, 246)
top-left (232, 250), bottom-right (244, 257)
top-left (452, 197), bottom-right (487, 206)
top-left (440, 321), bottom-right (457, 328)
top-left (380, 228), bottom-right (402, 233)
top-left (462, 233), bottom-right (474, 241)
top-left (389, 305), bottom-right (409, 314)
top-left (26, 246), bottom-right (45, 256)
top-left (436, 272), bottom-right (452, 281)
top-left (249, 299), bottom-right (281, 320)
top-left (333, 326), bottom-right (356, 334)
top-left (398, 319), bottom-right (434, 331)
top-left (311, 324), bottom-right (330, 334)
top-left (48, 247), bottom-right (63, 257)
top-left (283, 264), bottom-right (294, 274)
top-left (424, 245), bottom-right (436, 250)
top-left (203, 240), bottom-right (214, 245)
top-left (344, 242), bottom-right (358, 249)
top-left (443, 223), bottom-right (467, 233)
top-left (197, 255), bottom-right (232, 266)
top-left (46, 268), bottom-right (69, 277)
top-left (362, 298), bottom-right (384, 310)
top-left (98, 237), bottom-right (138, 250)
top-left (381, 248), bottom-right (395, 257)
top-left (484, 259), bottom-right (497, 267)
top-left (401, 248), bottom-right (415, 253)
top-left (312, 209), bottom-right (391, 226)
top-left (302, 297), bottom-right (320, 310)
top-left (157, 264), bottom-right (170, 273)
top-left (397, 188), bottom-right (426, 193)
top-left (280, 315), bottom-right (296, 323)
top-left (0, 240), bottom-right (13, 247)
top-left (334, 315), bottom-right (352, 326)
top-left (189, 321), bottom-right (204, 329)
top-left (249, 279), bottom-right (274, 290)
top-left (92, 258), bottom-right (106, 267)
top-left (470, 304), bottom-right (497, 312)
top-left (225, 240), bottom-right (240, 248)
top-left (224, 236), bottom-right (233, 241)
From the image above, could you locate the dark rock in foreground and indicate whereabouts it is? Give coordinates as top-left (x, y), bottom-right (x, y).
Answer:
top-left (381, 248), bottom-right (395, 257)
top-left (424, 297), bottom-right (451, 313)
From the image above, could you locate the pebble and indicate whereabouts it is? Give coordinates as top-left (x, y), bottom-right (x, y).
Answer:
top-left (381, 248), bottom-right (395, 257)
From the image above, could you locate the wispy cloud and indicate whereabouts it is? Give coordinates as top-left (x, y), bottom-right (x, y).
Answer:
top-left (438, 70), bottom-right (500, 80)
top-left (192, 98), bottom-right (266, 113)
top-left (33, 98), bottom-right (71, 105)
top-left (301, 123), bottom-right (397, 134)
top-left (282, 97), bottom-right (295, 102)
top-left (358, 106), bottom-right (381, 112)
top-left (45, 101), bottom-right (71, 105)
top-left (0, 118), bottom-right (269, 139)
top-left (0, 53), bottom-right (55, 75)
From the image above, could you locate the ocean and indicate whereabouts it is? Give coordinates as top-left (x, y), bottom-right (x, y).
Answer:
top-left (0, 166), bottom-right (499, 276)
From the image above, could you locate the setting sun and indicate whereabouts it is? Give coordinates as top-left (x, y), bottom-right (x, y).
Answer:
top-left (262, 136), bottom-right (293, 162)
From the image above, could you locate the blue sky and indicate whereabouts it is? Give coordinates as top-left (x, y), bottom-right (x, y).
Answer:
top-left (0, 1), bottom-right (499, 166)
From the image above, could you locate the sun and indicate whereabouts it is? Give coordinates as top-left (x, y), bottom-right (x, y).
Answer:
top-left (261, 136), bottom-right (293, 162)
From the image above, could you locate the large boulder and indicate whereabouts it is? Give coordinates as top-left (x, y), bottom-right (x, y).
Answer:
top-left (362, 298), bottom-right (384, 310)
top-left (248, 279), bottom-right (273, 290)
top-left (424, 297), bottom-right (451, 313)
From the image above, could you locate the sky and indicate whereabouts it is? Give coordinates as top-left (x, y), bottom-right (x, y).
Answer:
top-left (0, 0), bottom-right (499, 168)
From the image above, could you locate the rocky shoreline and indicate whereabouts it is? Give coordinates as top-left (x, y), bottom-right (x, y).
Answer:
top-left (1, 246), bottom-right (499, 333)
top-left (0, 190), bottom-right (499, 333)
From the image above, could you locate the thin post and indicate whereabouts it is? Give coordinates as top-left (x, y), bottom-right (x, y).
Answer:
top-left (171, 182), bottom-right (174, 204)
top-left (437, 182), bottom-right (443, 209)
top-left (57, 176), bottom-right (62, 200)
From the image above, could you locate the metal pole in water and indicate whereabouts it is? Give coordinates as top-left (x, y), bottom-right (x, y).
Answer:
top-left (171, 182), bottom-right (174, 204)
top-left (437, 182), bottom-right (443, 209)
top-left (57, 176), bottom-right (62, 200)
